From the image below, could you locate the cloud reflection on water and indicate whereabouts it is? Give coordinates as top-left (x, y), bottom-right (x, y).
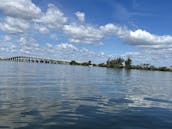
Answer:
top-left (0, 62), bottom-right (172, 128)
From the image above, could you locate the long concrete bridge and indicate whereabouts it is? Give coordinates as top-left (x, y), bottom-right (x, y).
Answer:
top-left (0, 56), bottom-right (70, 65)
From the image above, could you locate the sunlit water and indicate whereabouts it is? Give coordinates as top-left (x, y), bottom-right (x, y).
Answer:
top-left (0, 61), bottom-right (172, 129)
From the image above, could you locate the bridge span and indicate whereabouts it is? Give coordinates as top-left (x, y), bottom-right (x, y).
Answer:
top-left (0, 56), bottom-right (70, 65)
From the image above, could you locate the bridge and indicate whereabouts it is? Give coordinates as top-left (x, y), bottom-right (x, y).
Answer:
top-left (0, 56), bottom-right (70, 65)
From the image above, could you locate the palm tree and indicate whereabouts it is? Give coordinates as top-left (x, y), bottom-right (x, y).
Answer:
top-left (88, 60), bottom-right (92, 65)
top-left (125, 58), bottom-right (132, 69)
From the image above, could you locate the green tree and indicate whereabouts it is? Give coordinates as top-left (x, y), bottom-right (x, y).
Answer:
top-left (88, 60), bottom-right (92, 65)
top-left (98, 63), bottom-right (107, 67)
top-left (106, 58), bottom-right (124, 68)
top-left (125, 58), bottom-right (132, 69)
top-left (70, 60), bottom-right (78, 65)
top-left (106, 58), bottom-right (111, 66)
top-left (158, 67), bottom-right (170, 71)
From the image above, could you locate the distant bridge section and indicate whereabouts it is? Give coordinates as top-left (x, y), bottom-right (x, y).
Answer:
top-left (0, 56), bottom-right (70, 65)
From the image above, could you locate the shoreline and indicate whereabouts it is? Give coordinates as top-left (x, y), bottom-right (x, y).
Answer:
top-left (0, 56), bottom-right (172, 72)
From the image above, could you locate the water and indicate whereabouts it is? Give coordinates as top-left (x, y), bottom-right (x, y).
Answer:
top-left (0, 61), bottom-right (172, 129)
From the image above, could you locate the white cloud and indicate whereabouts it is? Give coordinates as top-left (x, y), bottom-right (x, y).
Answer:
top-left (100, 23), bottom-right (128, 38)
top-left (63, 22), bottom-right (172, 47)
top-left (46, 43), bottom-right (53, 48)
top-left (63, 23), bottom-right (103, 44)
top-left (36, 4), bottom-right (67, 29)
top-left (75, 11), bottom-right (85, 22)
top-left (44, 43), bottom-right (109, 62)
top-left (18, 36), bottom-right (39, 47)
top-left (0, 46), bottom-right (8, 52)
top-left (35, 25), bottom-right (49, 34)
top-left (121, 51), bottom-right (141, 58)
top-left (2, 35), bottom-right (11, 42)
top-left (45, 43), bottom-right (78, 54)
top-left (0, 17), bottom-right (29, 33)
top-left (0, 44), bottom-right (18, 54)
top-left (16, 36), bottom-right (42, 56)
top-left (55, 43), bottom-right (78, 51)
top-left (128, 29), bottom-right (172, 46)
top-left (0, 0), bottom-right (41, 20)
top-left (100, 23), bottom-right (172, 50)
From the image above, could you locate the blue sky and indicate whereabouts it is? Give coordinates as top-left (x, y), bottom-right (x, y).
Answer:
top-left (0, 0), bottom-right (172, 66)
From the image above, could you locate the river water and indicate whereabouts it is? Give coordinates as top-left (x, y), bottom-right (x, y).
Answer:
top-left (0, 61), bottom-right (172, 129)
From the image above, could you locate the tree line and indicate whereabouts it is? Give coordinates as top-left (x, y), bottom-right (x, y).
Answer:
top-left (98, 57), bottom-right (132, 69)
top-left (70, 57), bottom-right (172, 72)
top-left (98, 57), bottom-right (171, 71)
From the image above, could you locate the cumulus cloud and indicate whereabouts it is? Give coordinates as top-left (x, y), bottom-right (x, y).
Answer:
top-left (0, 2), bottom-right (68, 33)
top-left (100, 23), bottom-right (128, 38)
top-left (45, 43), bottom-right (78, 55)
top-left (18, 36), bottom-right (39, 47)
top-left (44, 43), bottom-right (109, 62)
top-left (0, 17), bottom-right (30, 33)
top-left (36, 4), bottom-right (68, 29)
top-left (100, 23), bottom-right (172, 50)
top-left (63, 22), bottom-right (172, 49)
top-left (17, 36), bottom-right (40, 55)
top-left (0, 34), bottom-right (128, 64)
top-left (35, 25), bottom-right (49, 34)
top-left (121, 51), bottom-right (141, 57)
top-left (2, 0), bottom-right (171, 50)
top-left (55, 43), bottom-right (78, 51)
top-left (0, 0), bottom-right (41, 20)
top-left (63, 23), bottom-right (103, 44)
top-left (75, 11), bottom-right (85, 22)
top-left (128, 29), bottom-right (172, 48)
top-left (17, 36), bottom-right (41, 55)
top-left (46, 43), bottom-right (53, 48)
top-left (2, 35), bottom-right (12, 42)
top-left (0, 44), bottom-right (18, 54)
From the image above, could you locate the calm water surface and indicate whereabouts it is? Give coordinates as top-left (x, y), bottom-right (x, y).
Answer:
top-left (0, 61), bottom-right (172, 129)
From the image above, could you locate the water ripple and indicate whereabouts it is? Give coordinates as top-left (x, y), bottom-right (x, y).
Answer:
top-left (0, 62), bottom-right (172, 129)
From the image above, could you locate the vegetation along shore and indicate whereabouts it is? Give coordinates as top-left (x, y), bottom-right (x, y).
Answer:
top-left (0, 56), bottom-right (172, 72)
top-left (70, 58), bottom-right (172, 72)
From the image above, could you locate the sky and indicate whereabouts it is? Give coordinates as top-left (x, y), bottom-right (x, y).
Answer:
top-left (0, 0), bottom-right (172, 66)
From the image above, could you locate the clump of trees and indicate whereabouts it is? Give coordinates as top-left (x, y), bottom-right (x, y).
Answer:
top-left (70, 57), bottom-right (133, 69)
top-left (98, 63), bottom-right (107, 67)
top-left (104, 57), bottom-right (132, 68)
top-left (158, 67), bottom-right (170, 71)
top-left (70, 60), bottom-right (80, 65)
top-left (70, 60), bottom-right (96, 66)
top-left (106, 58), bottom-right (124, 68)
top-left (131, 64), bottom-right (171, 71)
